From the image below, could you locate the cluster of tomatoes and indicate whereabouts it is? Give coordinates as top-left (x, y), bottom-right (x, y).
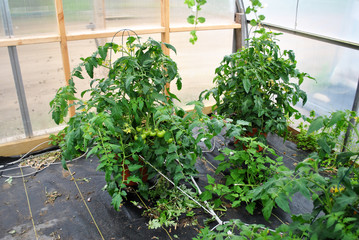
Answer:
top-left (134, 126), bottom-right (174, 144)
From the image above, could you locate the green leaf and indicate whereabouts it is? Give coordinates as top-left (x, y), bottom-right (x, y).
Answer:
top-left (336, 152), bottom-right (357, 165)
top-left (307, 117), bottom-right (324, 134)
top-left (243, 78), bottom-right (251, 93)
top-left (262, 199), bottom-right (275, 221)
top-left (163, 42), bottom-right (177, 54)
top-left (249, 19), bottom-right (257, 26)
top-left (258, 15), bottom-right (265, 21)
top-left (334, 191), bottom-right (357, 210)
top-left (328, 111), bottom-right (345, 128)
top-left (85, 62), bottom-right (94, 78)
top-left (128, 164), bottom-right (143, 172)
top-left (98, 45), bottom-right (108, 60)
top-left (187, 15), bottom-right (195, 24)
top-left (318, 138), bottom-right (331, 154)
top-left (111, 192), bottom-right (123, 210)
top-left (73, 70), bottom-right (84, 79)
top-left (296, 179), bottom-right (311, 200)
top-left (198, 17), bottom-right (206, 23)
top-left (200, 191), bottom-right (213, 201)
top-left (327, 216), bottom-right (336, 228)
top-left (246, 202), bottom-right (256, 215)
top-left (214, 154), bottom-right (225, 161)
top-left (167, 144), bottom-right (177, 153)
top-left (176, 78), bottom-right (182, 90)
top-left (274, 193), bottom-right (290, 213)
top-left (207, 174), bottom-right (215, 184)
top-left (214, 198), bottom-right (222, 208)
top-left (125, 76), bottom-right (135, 90)
top-left (61, 158), bottom-right (68, 170)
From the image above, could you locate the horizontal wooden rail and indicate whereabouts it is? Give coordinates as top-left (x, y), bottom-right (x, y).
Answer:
top-left (0, 35), bottom-right (60, 47)
top-left (0, 23), bottom-right (240, 47)
top-left (170, 23), bottom-right (241, 33)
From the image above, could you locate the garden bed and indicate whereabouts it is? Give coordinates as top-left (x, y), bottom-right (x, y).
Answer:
top-left (0, 133), bottom-right (312, 240)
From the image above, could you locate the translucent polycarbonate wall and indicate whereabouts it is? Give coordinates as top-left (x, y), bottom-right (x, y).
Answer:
top-left (170, 0), bottom-right (235, 26)
top-left (4, 0), bottom-right (58, 37)
top-left (243, 0), bottom-right (359, 116)
top-left (244, 0), bottom-right (359, 42)
top-left (276, 33), bottom-right (359, 116)
top-left (17, 43), bottom-right (66, 136)
top-left (296, 0), bottom-right (359, 42)
top-left (63, 0), bottom-right (161, 33)
top-left (0, 4), bottom-right (4, 37)
top-left (0, 47), bottom-right (25, 143)
top-left (170, 30), bottom-right (234, 109)
top-left (105, 0), bottom-right (161, 29)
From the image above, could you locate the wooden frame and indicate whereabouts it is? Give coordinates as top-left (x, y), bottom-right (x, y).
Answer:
top-left (0, 0), bottom-right (241, 156)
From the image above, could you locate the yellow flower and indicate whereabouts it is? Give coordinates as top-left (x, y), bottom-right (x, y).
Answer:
top-left (330, 186), bottom-right (345, 194)
top-left (124, 128), bottom-right (131, 134)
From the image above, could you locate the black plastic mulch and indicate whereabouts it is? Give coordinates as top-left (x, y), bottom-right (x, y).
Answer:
top-left (0, 133), bottom-right (312, 240)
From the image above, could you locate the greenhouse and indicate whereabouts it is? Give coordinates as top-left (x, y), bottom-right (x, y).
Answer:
top-left (0, 0), bottom-right (359, 239)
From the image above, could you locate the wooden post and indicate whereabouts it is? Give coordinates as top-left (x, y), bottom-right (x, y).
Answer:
top-left (55, 0), bottom-right (75, 117)
top-left (233, 12), bottom-right (243, 53)
top-left (161, 0), bottom-right (170, 93)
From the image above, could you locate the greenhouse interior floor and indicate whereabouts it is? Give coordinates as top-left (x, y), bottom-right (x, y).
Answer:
top-left (0, 133), bottom-right (312, 240)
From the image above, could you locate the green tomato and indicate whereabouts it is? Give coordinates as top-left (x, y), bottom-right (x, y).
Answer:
top-left (141, 133), bottom-right (147, 140)
top-left (156, 130), bottom-right (166, 138)
top-left (167, 138), bottom-right (173, 144)
top-left (149, 131), bottom-right (157, 137)
top-left (134, 135), bottom-right (138, 141)
top-left (143, 130), bottom-right (150, 136)
top-left (177, 140), bottom-right (182, 145)
top-left (136, 127), bottom-right (142, 132)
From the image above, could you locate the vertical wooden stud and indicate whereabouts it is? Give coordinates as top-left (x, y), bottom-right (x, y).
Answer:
top-left (161, 0), bottom-right (170, 92)
top-left (55, 0), bottom-right (75, 117)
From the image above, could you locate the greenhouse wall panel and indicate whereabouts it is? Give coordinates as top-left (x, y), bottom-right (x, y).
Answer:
top-left (6, 0), bottom-right (58, 37)
top-left (276, 33), bottom-right (359, 116)
top-left (170, 30), bottom-right (233, 108)
top-left (0, 47), bottom-right (25, 143)
top-left (17, 43), bottom-right (66, 137)
top-left (170, 0), bottom-right (235, 26)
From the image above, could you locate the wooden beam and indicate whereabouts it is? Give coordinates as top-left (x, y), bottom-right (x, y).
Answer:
top-left (0, 35), bottom-right (60, 47)
top-left (66, 27), bottom-right (165, 41)
top-left (161, 0), bottom-right (170, 92)
top-left (0, 24), bottom-right (241, 47)
top-left (170, 23), bottom-right (241, 33)
top-left (55, 0), bottom-right (75, 117)
top-left (0, 135), bottom-right (52, 157)
top-left (161, 0), bottom-right (170, 49)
